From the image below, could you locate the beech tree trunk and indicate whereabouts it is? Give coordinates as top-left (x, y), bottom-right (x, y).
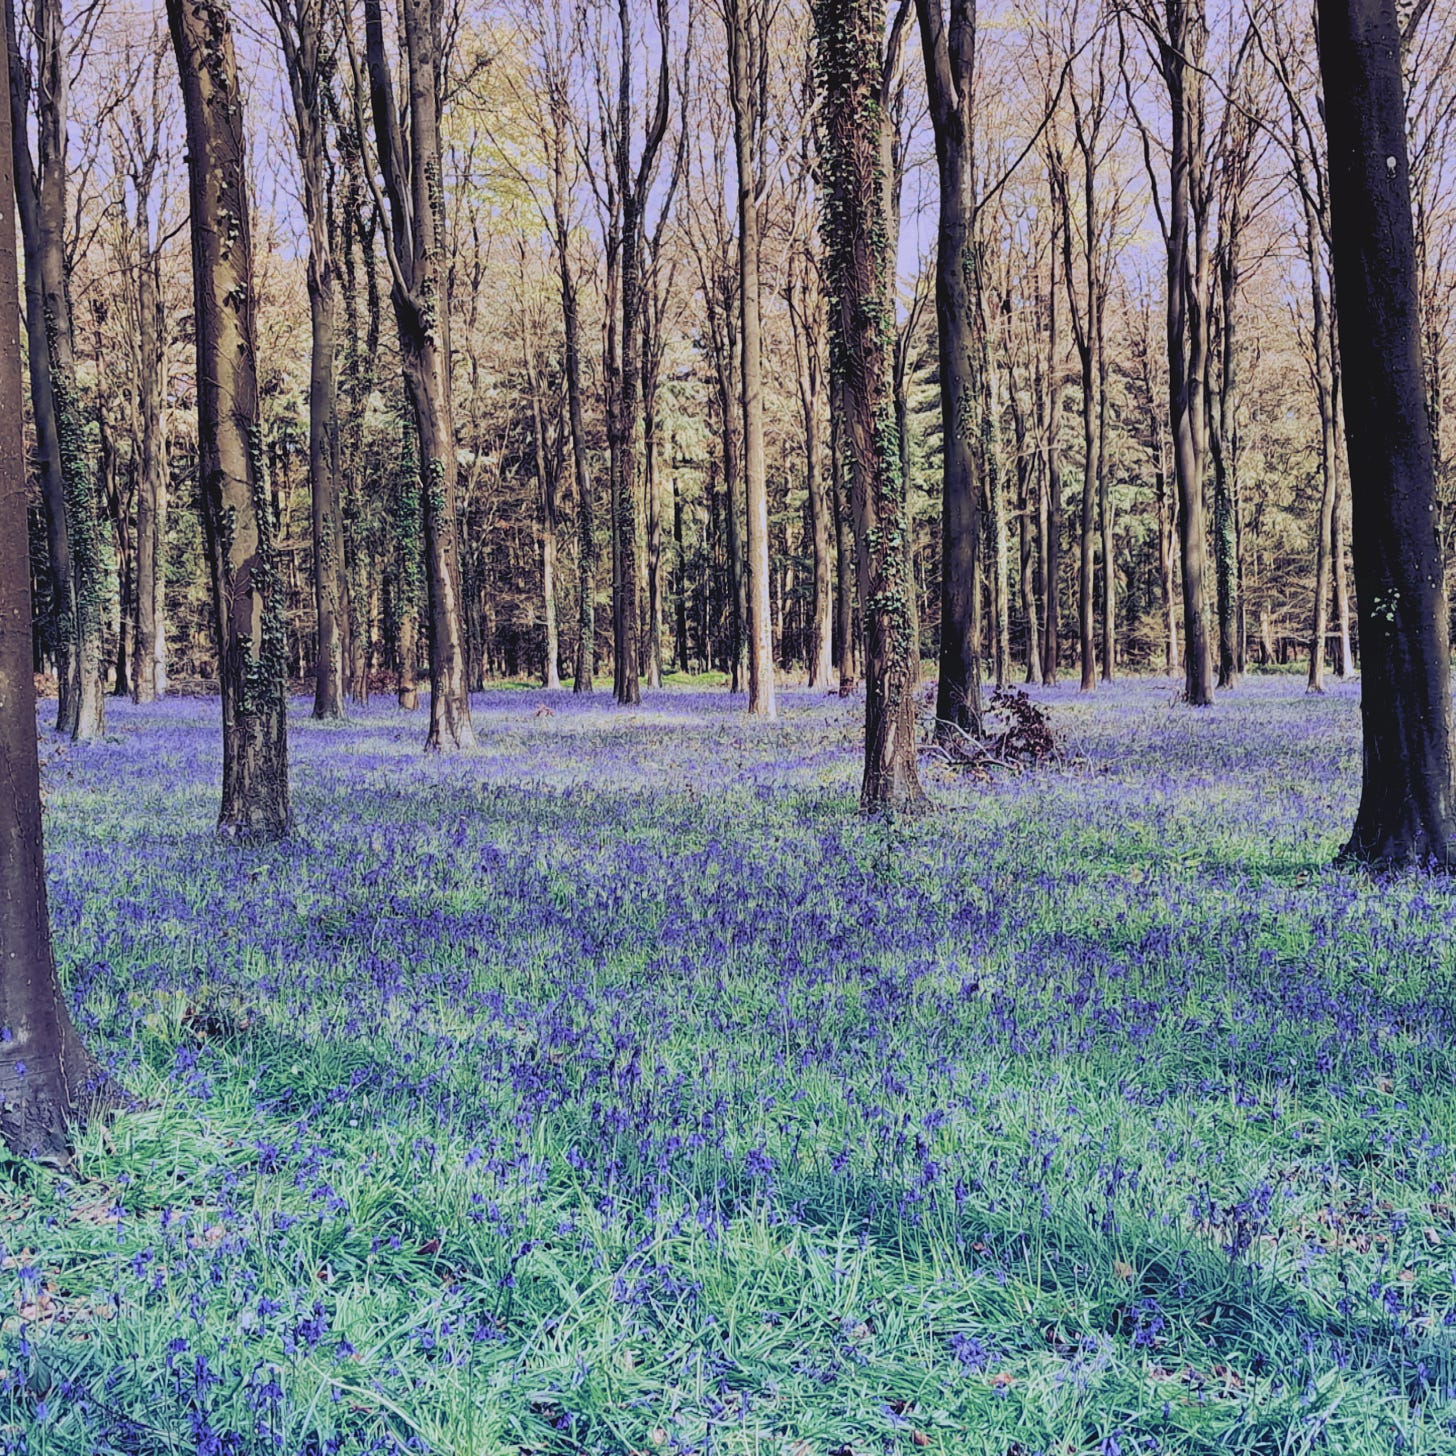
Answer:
top-left (1052, 157), bottom-right (1100, 692)
top-left (5, 0), bottom-right (105, 740)
top-left (1209, 245), bottom-right (1242, 689)
top-left (643, 390), bottom-right (664, 689)
top-left (984, 336), bottom-right (1010, 689)
top-left (361, 0), bottom-right (474, 749)
top-left (1154, 0), bottom-right (1215, 705)
top-left (169, 0), bottom-right (290, 838)
top-left (725, 0), bottom-right (776, 716)
top-left (0, 57), bottom-right (102, 1150)
top-left (789, 261), bottom-right (833, 689)
top-left (1041, 228), bottom-right (1062, 686)
top-left (267, 0), bottom-right (350, 721)
top-left (820, 0), bottom-right (927, 811)
top-left (917, 0), bottom-right (984, 735)
top-left (831, 376), bottom-right (857, 689)
top-left (132, 248), bottom-right (167, 704)
top-left (602, 0), bottom-right (671, 707)
top-left (546, 87), bottom-right (595, 695)
top-left (1332, 404), bottom-right (1354, 677)
top-left (1318, 0), bottom-right (1456, 867)
top-left (672, 474), bottom-right (690, 670)
top-left (708, 282), bottom-right (747, 690)
top-left (525, 336), bottom-right (561, 689)
top-left (1009, 332), bottom-right (1041, 684)
top-left (305, 220), bottom-right (348, 721)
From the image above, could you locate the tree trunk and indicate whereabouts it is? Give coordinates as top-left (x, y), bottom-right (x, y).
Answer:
top-left (1160, 2), bottom-right (1214, 705)
top-left (5, 0), bottom-right (103, 738)
top-left (526, 344), bottom-right (561, 690)
top-left (807, 429), bottom-right (833, 691)
top-left (1076, 351), bottom-right (1097, 691)
top-left (601, 0), bottom-right (671, 708)
top-left (268, 0), bottom-right (351, 722)
top-left (307, 262), bottom-right (348, 719)
top-left (1054, 163), bottom-right (1099, 693)
top-left (1319, 0), bottom-right (1456, 866)
top-left (362, 0), bottom-right (473, 748)
top-left (822, 0), bottom-right (928, 810)
top-left (1298, 156), bottom-right (1338, 694)
top-left (985, 342), bottom-right (1010, 689)
top-left (793, 275), bottom-right (833, 690)
top-left (831, 375), bottom-right (856, 689)
top-left (1209, 293), bottom-right (1240, 688)
top-left (1010, 351), bottom-right (1042, 683)
top-left (918, 0), bottom-right (983, 734)
top-left (169, 0), bottom-right (290, 837)
top-left (672, 473), bottom-right (689, 671)
top-left (342, 150), bottom-right (379, 708)
top-left (4, 0), bottom-right (69, 730)
top-left (643, 389), bottom-right (664, 690)
top-left (1331, 373), bottom-right (1354, 676)
top-left (713, 305), bottom-right (747, 691)
top-left (1154, 416), bottom-right (1178, 673)
top-left (1096, 349), bottom-right (1114, 681)
top-left (133, 251), bottom-right (167, 704)
top-left (0, 54), bottom-right (102, 1149)
top-left (561, 256), bottom-right (594, 695)
top-left (727, 0), bottom-right (775, 716)
top-left (1042, 230), bottom-right (1062, 686)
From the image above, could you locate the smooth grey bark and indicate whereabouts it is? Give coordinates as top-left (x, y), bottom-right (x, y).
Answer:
top-left (1318, 0), bottom-right (1456, 867)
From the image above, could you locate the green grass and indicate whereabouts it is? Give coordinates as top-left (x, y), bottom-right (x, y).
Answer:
top-left (3, 679), bottom-right (1455, 1455)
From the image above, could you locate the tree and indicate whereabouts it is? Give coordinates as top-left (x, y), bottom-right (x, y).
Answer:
top-left (916, 0), bottom-right (984, 736)
top-left (1125, 0), bottom-right (1215, 706)
top-left (684, 84), bottom-right (746, 688)
top-left (518, 0), bottom-right (598, 694)
top-left (639, 91), bottom-right (687, 692)
top-left (168, 0), bottom-right (291, 838)
top-left (264, 0), bottom-right (352, 721)
top-left (592, 0), bottom-right (674, 707)
top-left (817, 0), bottom-right (928, 811)
top-left (0, 30), bottom-right (103, 1155)
top-left (1047, 3), bottom-right (1125, 690)
top-left (334, 113), bottom-right (383, 706)
top-left (1258, 2), bottom-right (1343, 693)
top-left (1206, 21), bottom-right (1263, 690)
top-left (519, 252), bottom-right (562, 690)
top-left (352, 0), bottom-right (475, 748)
top-left (1318, 0), bottom-right (1456, 867)
top-left (783, 81), bottom-right (835, 690)
top-left (722, 0), bottom-right (776, 717)
top-left (1040, 193), bottom-right (1064, 684)
top-left (5, 0), bottom-right (105, 741)
top-left (111, 30), bottom-right (173, 706)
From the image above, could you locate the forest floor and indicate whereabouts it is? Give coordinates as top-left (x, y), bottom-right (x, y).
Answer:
top-left (5, 674), bottom-right (1456, 1455)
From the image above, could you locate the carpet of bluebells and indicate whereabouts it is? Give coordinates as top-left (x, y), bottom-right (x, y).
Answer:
top-left (5, 674), bottom-right (1456, 1455)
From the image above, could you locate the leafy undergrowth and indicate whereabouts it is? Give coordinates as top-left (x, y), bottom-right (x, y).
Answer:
top-left (5, 676), bottom-right (1456, 1455)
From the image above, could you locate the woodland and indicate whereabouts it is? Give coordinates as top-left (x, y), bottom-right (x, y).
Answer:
top-left (1, 0), bottom-right (1456, 1450)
